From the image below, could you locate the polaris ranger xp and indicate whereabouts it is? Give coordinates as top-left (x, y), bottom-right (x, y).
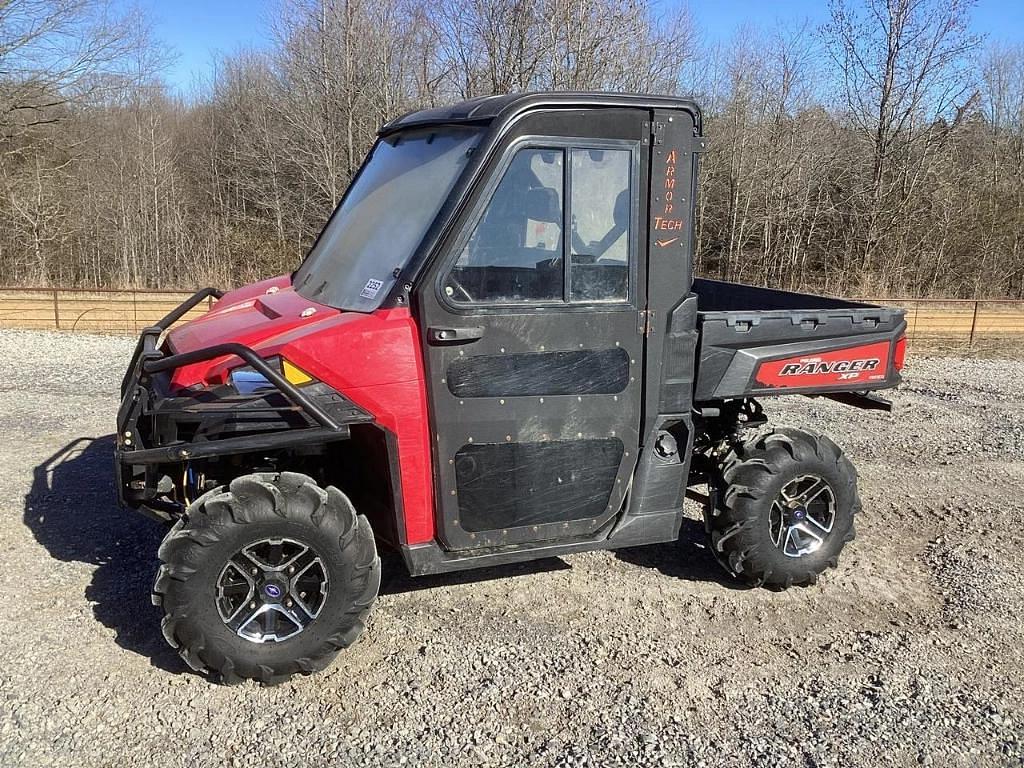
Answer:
top-left (116, 93), bottom-right (907, 684)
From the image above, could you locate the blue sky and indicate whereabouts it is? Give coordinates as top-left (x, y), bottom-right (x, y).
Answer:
top-left (690, 0), bottom-right (1023, 43)
top-left (133, 0), bottom-right (273, 92)
top-left (134, 0), bottom-right (1024, 93)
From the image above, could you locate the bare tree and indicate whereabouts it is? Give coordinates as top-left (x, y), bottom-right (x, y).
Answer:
top-left (823, 0), bottom-right (982, 287)
top-left (0, 0), bottom-right (144, 143)
top-left (432, 0), bottom-right (696, 97)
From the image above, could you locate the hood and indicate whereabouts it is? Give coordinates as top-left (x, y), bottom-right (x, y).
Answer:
top-left (163, 275), bottom-right (423, 396)
top-left (167, 275), bottom-right (338, 356)
top-left (166, 275), bottom-right (342, 389)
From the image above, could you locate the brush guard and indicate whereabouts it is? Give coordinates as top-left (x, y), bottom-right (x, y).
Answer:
top-left (115, 288), bottom-right (369, 518)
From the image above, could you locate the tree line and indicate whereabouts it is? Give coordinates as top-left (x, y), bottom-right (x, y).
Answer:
top-left (0, 0), bottom-right (1021, 298)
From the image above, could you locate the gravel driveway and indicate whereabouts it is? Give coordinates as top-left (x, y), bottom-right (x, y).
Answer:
top-left (1, 329), bottom-right (1022, 767)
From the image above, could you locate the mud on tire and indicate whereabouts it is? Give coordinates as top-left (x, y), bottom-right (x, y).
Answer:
top-left (707, 427), bottom-right (859, 589)
top-left (152, 472), bottom-right (380, 684)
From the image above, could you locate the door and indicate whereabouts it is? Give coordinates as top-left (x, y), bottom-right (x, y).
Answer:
top-left (416, 108), bottom-right (649, 550)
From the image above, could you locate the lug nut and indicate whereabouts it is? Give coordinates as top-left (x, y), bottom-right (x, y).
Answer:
top-left (285, 599), bottom-right (293, 607)
top-left (249, 601), bottom-right (257, 609)
top-left (251, 567), bottom-right (258, 575)
top-left (288, 565), bottom-right (295, 574)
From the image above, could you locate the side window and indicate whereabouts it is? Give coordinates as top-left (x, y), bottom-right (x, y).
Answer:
top-left (570, 149), bottom-right (631, 302)
top-left (448, 148), bottom-right (564, 304)
top-left (445, 143), bottom-right (633, 306)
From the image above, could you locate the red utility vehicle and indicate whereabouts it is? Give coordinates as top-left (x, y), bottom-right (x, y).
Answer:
top-left (116, 93), bottom-right (907, 683)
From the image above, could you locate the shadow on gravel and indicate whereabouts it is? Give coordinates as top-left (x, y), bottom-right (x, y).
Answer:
top-left (614, 518), bottom-right (749, 590)
top-left (380, 518), bottom-right (745, 594)
top-left (379, 554), bottom-right (571, 595)
top-left (23, 435), bottom-right (189, 675)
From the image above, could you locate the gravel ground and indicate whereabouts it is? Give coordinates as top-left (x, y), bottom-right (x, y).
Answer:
top-left (1, 328), bottom-right (1022, 767)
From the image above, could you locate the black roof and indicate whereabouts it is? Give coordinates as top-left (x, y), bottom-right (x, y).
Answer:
top-left (379, 91), bottom-right (702, 136)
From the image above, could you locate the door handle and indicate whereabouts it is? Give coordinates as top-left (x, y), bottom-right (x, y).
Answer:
top-left (427, 326), bottom-right (485, 345)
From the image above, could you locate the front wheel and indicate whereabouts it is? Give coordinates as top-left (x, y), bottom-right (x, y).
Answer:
top-left (153, 472), bottom-right (380, 684)
top-left (707, 427), bottom-right (859, 588)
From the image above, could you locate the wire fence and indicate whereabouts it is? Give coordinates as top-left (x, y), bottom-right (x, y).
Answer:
top-left (1, 286), bottom-right (1023, 350)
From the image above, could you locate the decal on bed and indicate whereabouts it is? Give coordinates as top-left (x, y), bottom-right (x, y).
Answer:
top-left (755, 341), bottom-right (891, 389)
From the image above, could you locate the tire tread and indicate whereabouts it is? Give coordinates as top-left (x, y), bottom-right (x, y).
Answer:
top-left (151, 472), bottom-right (379, 684)
top-left (708, 427), bottom-right (859, 589)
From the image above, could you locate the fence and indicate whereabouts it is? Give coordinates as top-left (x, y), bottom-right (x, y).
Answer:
top-left (0, 286), bottom-right (1023, 348)
top-left (0, 287), bottom-right (215, 334)
top-left (858, 297), bottom-right (1024, 348)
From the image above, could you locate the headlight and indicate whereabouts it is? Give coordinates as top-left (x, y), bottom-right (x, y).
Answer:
top-left (230, 367), bottom-right (272, 394)
top-left (229, 356), bottom-right (315, 394)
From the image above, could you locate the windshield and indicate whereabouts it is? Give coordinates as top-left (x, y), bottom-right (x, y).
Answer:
top-left (293, 126), bottom-right (482, 312)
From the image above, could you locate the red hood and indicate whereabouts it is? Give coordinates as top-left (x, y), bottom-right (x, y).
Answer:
top-left (167, 275), bottom-right (332, 356)
top-left (166, 275), bottom-right (423, 395)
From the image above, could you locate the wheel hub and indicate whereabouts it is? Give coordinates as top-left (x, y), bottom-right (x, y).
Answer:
top-left (215, 537), bottom-right (329, 643)
top-left (261, 581), bottom-right (286, 602)
top-left (769, 475), bottom-right (836, 558)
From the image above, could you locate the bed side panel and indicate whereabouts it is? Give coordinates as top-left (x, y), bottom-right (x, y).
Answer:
top-left (695, 311), bottom-right (907, 401)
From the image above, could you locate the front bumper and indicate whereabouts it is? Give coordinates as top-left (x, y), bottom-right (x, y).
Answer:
top-left (115, 288), bottom-right (370, 518)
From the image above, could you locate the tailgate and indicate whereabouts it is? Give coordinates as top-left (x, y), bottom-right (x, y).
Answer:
top-left (694, 290), bottom-right (907, 402)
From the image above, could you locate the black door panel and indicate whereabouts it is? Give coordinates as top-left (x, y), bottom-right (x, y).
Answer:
top-left (455, 438), bottom-right (625, 531)
top-left (446, 347), bottom-right (629, 398)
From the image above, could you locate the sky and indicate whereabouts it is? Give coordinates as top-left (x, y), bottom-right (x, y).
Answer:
top-left (132, 0), bottom-right (1024, 93)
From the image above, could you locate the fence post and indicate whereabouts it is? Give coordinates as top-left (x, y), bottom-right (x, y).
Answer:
top-left (52, 289), bottom-right (60, 330)
top-left (968, 300), bottom-right (979, 347)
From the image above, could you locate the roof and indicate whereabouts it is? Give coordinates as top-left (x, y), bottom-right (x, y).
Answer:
top-left (379, 91), bottom-right (702, 136)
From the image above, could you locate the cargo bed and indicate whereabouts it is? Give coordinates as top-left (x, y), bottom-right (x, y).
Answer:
top-left (692, 278), bottom-right (907, 402)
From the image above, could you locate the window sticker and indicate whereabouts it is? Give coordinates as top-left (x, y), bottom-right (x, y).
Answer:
top-left (360, 278), bottom-right (384, 299)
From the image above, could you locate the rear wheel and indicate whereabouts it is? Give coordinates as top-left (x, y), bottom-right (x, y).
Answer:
top-left (707, 427), bottom-right (858, 588)
top-left (153, 472), bottom-right (380, 684)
